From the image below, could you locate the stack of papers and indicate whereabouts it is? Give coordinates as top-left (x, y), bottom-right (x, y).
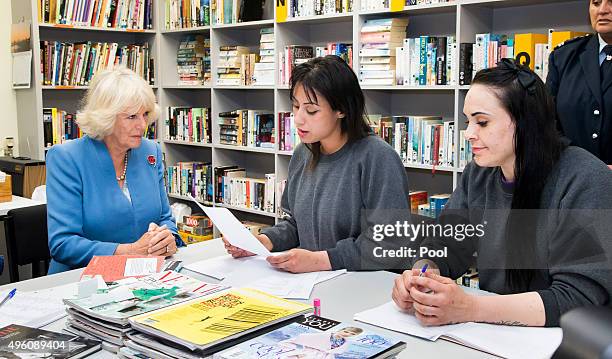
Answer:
top-left (184, 255), bottom-right (347, 299)
top-left (354, 301), bottom-right (563, 358)
top-left (0, 289), bottom-right (66, 328)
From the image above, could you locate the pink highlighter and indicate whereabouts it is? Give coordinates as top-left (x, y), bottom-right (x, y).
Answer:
top-left (313, 298), bottom-right (321, 316)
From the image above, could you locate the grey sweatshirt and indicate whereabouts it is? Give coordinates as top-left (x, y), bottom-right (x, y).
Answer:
top-left (260, 135), bottom-right (411, 270)
top-left (417, 146), bottom-right (612, 327)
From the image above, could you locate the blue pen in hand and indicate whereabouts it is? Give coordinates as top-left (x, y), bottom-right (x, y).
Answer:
top-left (0, 289), bottom-right (16, 308)
top-left (419, 263), bottom-right (429, 277)
top-left (418, 264), bottom-right (432, 293)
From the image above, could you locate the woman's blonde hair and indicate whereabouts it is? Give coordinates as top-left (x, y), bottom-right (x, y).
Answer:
top-left (76, 67), bottom-right (159, 140)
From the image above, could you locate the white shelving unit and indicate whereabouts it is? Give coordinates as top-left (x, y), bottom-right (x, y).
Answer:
top-left (12, 0), bottom-right (589, 224)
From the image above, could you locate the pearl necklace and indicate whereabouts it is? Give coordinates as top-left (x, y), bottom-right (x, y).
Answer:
top-left (116, 152), bottom-right (128, 181)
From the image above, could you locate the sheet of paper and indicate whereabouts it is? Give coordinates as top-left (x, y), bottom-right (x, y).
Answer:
top-left (183, 255), bottom-right (243, 280)
top-left (355, 301), bottom-right (562, 358)
top-left (0, 290), bottom-right (66, 328)
top-left (314, 270), bottom-right (347, 284)
top-left (187, 195), bottom-right (272, 256)
top-left (221, 257), bottom-right (319, 299)
top-left (124, 258), bottom-right (159, 277)
top-left (78, 277), bottom-right (99, 298)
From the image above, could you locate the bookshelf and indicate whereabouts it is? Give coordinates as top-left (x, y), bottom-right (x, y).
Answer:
top-left (12, 0), bottom-right (589, 224)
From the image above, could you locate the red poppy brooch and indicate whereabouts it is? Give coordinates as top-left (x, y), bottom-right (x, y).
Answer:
top-left (148, 155), bottom-right (156, 166)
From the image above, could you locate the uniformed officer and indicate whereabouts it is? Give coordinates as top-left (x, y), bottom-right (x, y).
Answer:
top-left (547, 0), bottom-right (612, 168)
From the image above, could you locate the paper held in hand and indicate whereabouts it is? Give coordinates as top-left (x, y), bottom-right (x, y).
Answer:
top-left (187, 194), bottom-right (272, 256)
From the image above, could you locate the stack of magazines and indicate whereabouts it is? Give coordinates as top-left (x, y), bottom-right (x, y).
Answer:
top-left (118, 288), bottom-right (313, 358)
top-left (63, 271), bottom-right (227, 353)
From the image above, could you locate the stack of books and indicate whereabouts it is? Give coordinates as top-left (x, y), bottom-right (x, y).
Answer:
top-left (315, 43), bottom-right (353, 67)
top-left (279, 45), bottom-right (314, 85)
top-left (369, 114), bottom-right (455, 167)
top-left (217, 45), bottom-right (250, 85)
top-left (64, 270), bottom-right (226, 353)
top-left (359, 18), bottom-right (409, 86)
top-left (177, 214), bottom-right (214, 244)
top-left (42, 108), bottom-right (80, 147)
top-left (38, 0), bottom-right (154, 29)
top-left (395, 36), bottom-right (457, 86)
top-left (278, 111), bottom-right (300, 151)
top-left (218, 109), bottom-right (275, 148)
top-left (122, 288), bottom-right (312, 358)
top-left (40, 41), bottom-right (154, 86)
top-left (253, 28), bottom-right (275, 85)
top-left (165, 106), bottom-right (212, 143)
top-left (288, 0), bottom-right (353, 18)
top-left (166, 161), bottom-right (213, 202)
top-left (177, 35), bottom-right (211, 85)
top-left (165, 0), bottom-right (211, 29)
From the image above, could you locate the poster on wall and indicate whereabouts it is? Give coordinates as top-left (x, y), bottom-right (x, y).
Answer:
top-left (11, 21), bottom-right (32, 89)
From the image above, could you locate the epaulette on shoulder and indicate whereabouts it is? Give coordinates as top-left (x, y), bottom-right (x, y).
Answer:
top-left (553, 33), bottom-right (593, 51)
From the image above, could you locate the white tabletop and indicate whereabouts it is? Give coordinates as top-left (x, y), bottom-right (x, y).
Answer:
top-left (0, 196), bottom-right (43, 216)
top-left (0, 239), bottom-right (494, 358)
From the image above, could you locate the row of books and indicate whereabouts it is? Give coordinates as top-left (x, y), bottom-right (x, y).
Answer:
top-left (253, 28), bottom-right (275, 85)
top-left (38, 0), bottom-right (154, 29)
top-left (278, 112), bottom-right (300, 151)
top-left (43, 108), bottom-right (81, 147)
top-left (359, 17), bottom-right (409, 86)
top-left (456, 268), bottom-right (480, 289)
top-left (211, 0), bottom-right (265, 25)
top-left (218, 109), bottom-right (275, 148)
top-left (165, 106), bottom-right (212, 143)
top-left (370, 114), bottom-right (457, 168)
top-left (462, 30), bottom-right (587, 85)
top-left (361, 0), bottom-right (450, 12)
top-left (215, 166), bottom-right (276, 213)
top-left (409, 190), bottom-right (450, 218)
top-left (394, 36), bottom-right (457, 86)
top-left (166, 161), bottom-right (214, 203)
top-left (287, 0), bottom-right (353, 18)
top-left (40, 41), bottom-right (154, 86)
top-left (165, 0), bottom-right (211, 29)
top-left (177, 35), bottom-right (211, 85)
top-left (216, 45), bottom-right (259, 86)
top-left (278, 45), bottom-right (314, 85)
top-left (314, 43), bottom-right (353, 68)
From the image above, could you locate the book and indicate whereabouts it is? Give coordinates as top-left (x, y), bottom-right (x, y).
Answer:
top-left (214, 315), bottom-right (406, 359)
top-left (0, 324), bottom-right (101, 358)
top-left (81, 255), bottom-right (165, 282)
top-left (65, 271), bottom-right (227, 325)
top-left (129, 288), bottom-right (313, 351)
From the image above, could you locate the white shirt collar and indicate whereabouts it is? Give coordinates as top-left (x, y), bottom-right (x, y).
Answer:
top-left (599, 33), bottom-right (609, 54)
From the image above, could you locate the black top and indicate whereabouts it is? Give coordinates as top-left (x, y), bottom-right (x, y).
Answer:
top-left (547, 33), bottom-right (612, 164)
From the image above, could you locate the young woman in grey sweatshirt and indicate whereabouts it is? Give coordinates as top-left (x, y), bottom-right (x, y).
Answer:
top-left (392, 59), bottom-right (612, 327)
top-left (223, 55), bottom-right (412, 273)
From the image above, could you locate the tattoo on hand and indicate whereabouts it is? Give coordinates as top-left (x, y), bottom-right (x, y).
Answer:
top-left (486, 320), bottom-right (528, 326)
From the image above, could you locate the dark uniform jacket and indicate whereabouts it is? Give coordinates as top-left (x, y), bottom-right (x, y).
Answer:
top-left (547, 33), bottom-right (612, 164)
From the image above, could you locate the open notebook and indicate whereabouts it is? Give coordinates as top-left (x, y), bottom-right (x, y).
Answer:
top-left (354, 301), bottom-right (562, 359)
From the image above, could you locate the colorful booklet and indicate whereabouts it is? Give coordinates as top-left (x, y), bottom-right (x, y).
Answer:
top-left (129, 288), bottom-right (313, 351)
top-left (0, 324), bottom-right (101, 358)
top-left (65, 271), bottom-right (227, 325)
top-left (213, 315), bottom-right (406, 359)
top-left (81, 255), bottom-right (165, 282)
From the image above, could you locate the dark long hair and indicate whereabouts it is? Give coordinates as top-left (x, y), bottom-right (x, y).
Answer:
top-left (472, 59), bottom-right (567, 291)
top-left (290, 55), bottom-right (371, 168)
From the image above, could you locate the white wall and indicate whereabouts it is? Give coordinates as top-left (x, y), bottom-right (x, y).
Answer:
top-left (0, 4), bottom-right (18, 157)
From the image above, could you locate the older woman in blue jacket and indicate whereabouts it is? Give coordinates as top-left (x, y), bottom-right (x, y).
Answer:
top-left (46, 67), bottom-right (182, 274)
